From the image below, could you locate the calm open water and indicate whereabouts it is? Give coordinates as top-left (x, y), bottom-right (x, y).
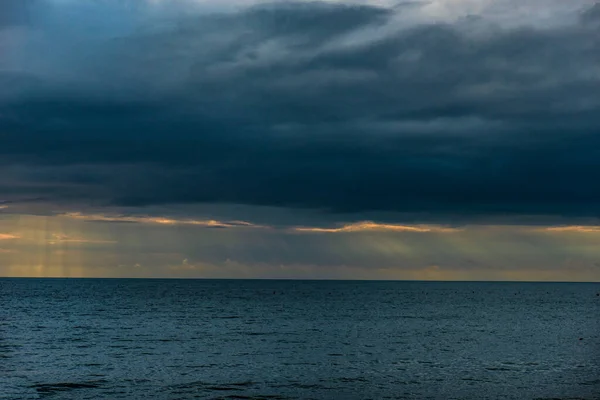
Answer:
top-left (1, 279), bottom-right (599, 400)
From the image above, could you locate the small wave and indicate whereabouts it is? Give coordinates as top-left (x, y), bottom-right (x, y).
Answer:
top-left (213, 395), bottom-right (292, 400)
top-left (0, 344), bottom-right (22, 350)
top-left (393, 380), bottom-right (422, 385)
top-left (123, 378), bottom-right (152, 383)
top-left (332, 377), bottom-right (368, 383)
top-left (31, 380), bottom-right (106, 395)
top-left (272, 382), bottom-right (329, 390)
top-left (485, 366), bottom-right (515, 371)
top-left (206, 386), bottom-right (245, 391)
top-left (185, 363), bottom-right (219, 369)
top-left (534, 398), bottom-right (589, 400)
top-left (580, 379), bottom-right (600, 386)
top-left (244, 332), bottom-right (276, 336)
top-left (171, 380), bottom-right (256, 391)
top-left (461, 377), bottom-right (492, 383)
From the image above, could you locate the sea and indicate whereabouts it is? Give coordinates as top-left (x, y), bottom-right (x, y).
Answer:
top-left (1, 279), bottom-right (599, 400)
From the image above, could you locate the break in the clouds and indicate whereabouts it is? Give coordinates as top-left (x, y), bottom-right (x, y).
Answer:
top-left (1, 212), bottom-right (600, 280)
top-left (1, 0), bottom-right (600, 280)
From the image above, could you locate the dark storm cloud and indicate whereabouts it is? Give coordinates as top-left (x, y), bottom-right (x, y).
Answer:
top-left (2, 1), bottom-right (600, 219)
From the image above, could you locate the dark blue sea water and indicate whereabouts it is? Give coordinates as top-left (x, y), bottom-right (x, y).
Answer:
top-left (1, 279), bottom-right (599, 400)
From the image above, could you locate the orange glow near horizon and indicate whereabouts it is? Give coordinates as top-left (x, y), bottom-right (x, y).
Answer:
top-left (293, 221), bottom-right (461, 233)
top-left (0, 233), bottom-right (20, 240)
top-left (0, 214), bottom-right (599, 281)
top-left (543, 225), bottom-right (600, 233)
top-left (60, 212), bottom-right (267, 229)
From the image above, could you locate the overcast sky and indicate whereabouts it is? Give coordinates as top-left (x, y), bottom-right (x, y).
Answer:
top-left (1, 0), bottom-right (600, 280)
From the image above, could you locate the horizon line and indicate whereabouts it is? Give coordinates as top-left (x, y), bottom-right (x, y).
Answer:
top-left (0, 277), bottom-right (598, 284)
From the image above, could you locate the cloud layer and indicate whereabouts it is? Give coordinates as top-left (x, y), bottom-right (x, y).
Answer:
top-left (1, 0), bottom-right (600, 222)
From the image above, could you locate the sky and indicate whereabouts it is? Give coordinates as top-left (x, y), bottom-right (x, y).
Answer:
top-left (1, 0), bottom-right (600, 280)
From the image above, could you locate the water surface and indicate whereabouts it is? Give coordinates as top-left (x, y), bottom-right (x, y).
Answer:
top-left (1, 279), bottom-right (599, 399)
